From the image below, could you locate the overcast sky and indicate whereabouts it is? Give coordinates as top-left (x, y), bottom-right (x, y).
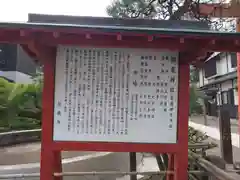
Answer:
top-left (0, 0), bottom-right (112, 22)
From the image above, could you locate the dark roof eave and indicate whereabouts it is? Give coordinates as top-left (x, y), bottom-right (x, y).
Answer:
top-left (199, 71), bottom-right (237, 89)
top-left (28, 14), bottom-right (211, 31)
top-left (0, 21), bottom-right (239, 40)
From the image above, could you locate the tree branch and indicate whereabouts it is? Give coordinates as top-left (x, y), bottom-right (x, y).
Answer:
top-left (168, 0), bottom-right (174, 16)
top-left (169, 0), bottom-right (193, 20)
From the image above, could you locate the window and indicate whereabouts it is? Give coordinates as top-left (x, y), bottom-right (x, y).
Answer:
top-left (221, 89), bottom-right (235, 105)
top-left (227, 89), bottom-right (234, 105)
top-left (204, 58), bottom-right (217, 78)
top-left (221, 91), bottom-right (228, 104)
top-left (230, 52), bottom-right (237, 68)
top-left (216, 92), bottom-right (221, 105)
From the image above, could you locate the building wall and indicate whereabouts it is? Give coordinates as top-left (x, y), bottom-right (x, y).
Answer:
top-left (198, 52), bottom-right (237, 87)
top-left (221, 80), bottom-right (233, 91)
top-left (0, 44), bottom-right (35, 84)
top-left (16, 45), bottom-right (36, 76)
top-left (0, 44), bottom-right (17, 72)
top-left (0, 71), bottom-right (33, 84)
top-left (198, 52), bottom-right (238, 119)
top-left (226, 53), bottom-right (237, 73)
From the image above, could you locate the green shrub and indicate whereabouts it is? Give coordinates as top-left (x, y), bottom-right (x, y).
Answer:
top-left (189, 85), bottom-right (203, 115)
top-left (0, 78), bottom-right (42, 132)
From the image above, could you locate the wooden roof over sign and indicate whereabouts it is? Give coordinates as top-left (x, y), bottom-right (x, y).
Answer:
top-left (0, 16), bottom-right (239, 64)
top-left (28, 13), bottom-right (210, 31)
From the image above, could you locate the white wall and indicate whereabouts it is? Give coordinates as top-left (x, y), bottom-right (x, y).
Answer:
top-left (226, 53), bottom-right (237, 73)
top-left (198, 69), bottom-right (208, 87)
top-left (197, 52), bottom-right (238, 107)
top-left (0, 71), bottom-right (33, 84)
top-left (198, 69), bottom-right (204, 87)
top-left (221, 81), bottom-right (232, 91)
top-left (216, 53), bottom-right (228, 75)
top-left (198, 52), bottom-right (236, 88)
top-left (234, 89), bottom-right (238, 105)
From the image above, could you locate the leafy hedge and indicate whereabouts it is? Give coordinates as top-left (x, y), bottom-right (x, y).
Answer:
top-left (189, 85), bottom-right (203, 115)
top-left (0, 78), bottom-right (42, 132)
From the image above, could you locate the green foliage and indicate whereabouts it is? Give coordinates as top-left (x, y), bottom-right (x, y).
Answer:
top-left (190, 66), bottom-right (199, 83)
top-left (107, 0), bottom-right (156, 18)
top-left (107, 0), bottom-right (206, 19)
top-left (189, 66), bottom-right (203, 115)
top-left (107, 0), bottom-right (236, 31)
top-left (0, 77), bottom-right (42, 132)
top-left (189, 85), bottom-right (202, 115)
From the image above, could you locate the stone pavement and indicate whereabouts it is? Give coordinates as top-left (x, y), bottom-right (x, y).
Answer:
top-left (0, 142), bottom-right (94, 165)
top-left (189, 115), bottom-right (240, 163)
top-left (0, 143), bottom-right (143, 180)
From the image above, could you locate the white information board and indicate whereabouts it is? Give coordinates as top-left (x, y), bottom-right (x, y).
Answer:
top-left (53, 46), bottom-right (179, 143)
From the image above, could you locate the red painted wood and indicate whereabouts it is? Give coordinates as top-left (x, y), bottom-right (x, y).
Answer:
top-left (53, 151), bottom-right (62, 180)
top-left (40, 48), bottom-right (62, 180)
top-left (36, 34), bottom-right (189, 51)
top-left (237, 51), bottom-right (240, 134)
top-left (0, 29), bottom-right (240, 54)
top-left (166, 154), bottom-right (175, 180)
top-left (237, 20), bottom-right (240, 135)
top-left (33, 32), bottom-right (240, 52)
top-left (1, 27), bottom-right (239, 41)
top-left (52, 141), bottom-right (179, 153)
top-left (174, 63), bottom-right (190, 180)
top-left (20, 44), bottom-right (37, 59)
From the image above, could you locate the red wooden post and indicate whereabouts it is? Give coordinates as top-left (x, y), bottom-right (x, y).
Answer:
top-left (237, 19), bottom-right (240, 135)
top-left (166, 154), bottom-right (175, 180)
top-left (174, 63), bottom-right (190, 180)
top-left (40, 47), bottom-right (62, 180)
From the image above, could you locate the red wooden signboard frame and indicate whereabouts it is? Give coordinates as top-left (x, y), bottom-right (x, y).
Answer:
top-left (40, 40), bottom-right (190, 180)
top-left (40, 46), bottom-right (189, 180)
top-left (0, 22), bottom-right (239, 180)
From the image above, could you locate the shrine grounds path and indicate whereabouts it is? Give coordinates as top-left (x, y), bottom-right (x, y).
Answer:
top-left (0, 144), bottom-right (143, 180)
top-left (189, 115), bottom-right (240, 163)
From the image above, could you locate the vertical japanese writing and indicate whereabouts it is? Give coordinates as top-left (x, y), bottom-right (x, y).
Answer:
top-left (113, 52), bottom-right (117, 134)
top-left (92, 50), bottom-right (97, 134)
top-left (89, 50), bottom-right (93, 134)
top-left (83, 50), bottom-right (88, 134)
top-left (63, 48), bottom-right (70, 131)
top-left (104, 51), bottom-right (108, 134)
top-left (96, 50), bottom-right (101, 134)
top-left (109, 52), bottom-right (113, 134)
top-left (77, 49), bottom-right (82, 134)
top-left (116, 52), bottom-right (121, 134)
top-left (100, 50), bottom-right (104, 134)
top-left (73, 48), bottom-right (78, 133)
top-left (124, 54), bottom-right (129, 135)
top-left (55, 47), bottom-right (179, 143)
top-left (68, 48), bottom-right (73, 132)
top-left (121, 52), bottom-right (125, 135)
